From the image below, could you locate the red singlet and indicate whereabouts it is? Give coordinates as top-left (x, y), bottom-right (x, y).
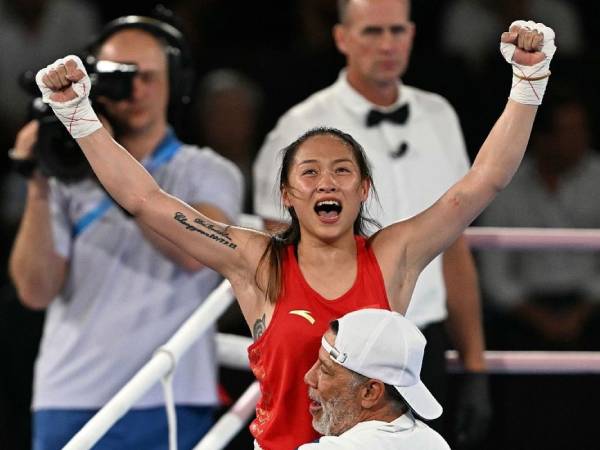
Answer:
top-left (247, 236), bottom-right (390, 450)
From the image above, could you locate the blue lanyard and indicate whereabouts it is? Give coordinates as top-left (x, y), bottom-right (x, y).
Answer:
top-left (72, 130), bottom-right (182, 237)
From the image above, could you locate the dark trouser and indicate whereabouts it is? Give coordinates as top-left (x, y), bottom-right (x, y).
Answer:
top-left (419, 320), bottom-right (448, 435)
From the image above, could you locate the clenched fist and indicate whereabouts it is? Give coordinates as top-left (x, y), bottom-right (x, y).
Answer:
top-left (35, 55), bottom-right (102, 138)
top-left (499, 20), bottom-right (556, 105)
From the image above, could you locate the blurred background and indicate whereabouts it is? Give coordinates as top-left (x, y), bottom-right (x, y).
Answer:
top-left (0, 0), bottom-right (599, 449)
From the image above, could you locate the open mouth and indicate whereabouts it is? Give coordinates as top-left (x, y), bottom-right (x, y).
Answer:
top-left (309, 398), bottom-right (323, 415)
top-left (314, 200), bottom-right (342, 222)
top-left (308, 388), bottom-right (324, 415)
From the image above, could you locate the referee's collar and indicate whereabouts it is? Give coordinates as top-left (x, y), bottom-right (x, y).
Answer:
top-left (334, 69), bottom-right (415, 119)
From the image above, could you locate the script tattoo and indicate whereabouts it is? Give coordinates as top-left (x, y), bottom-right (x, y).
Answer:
top-left (173, 212), bottom-right (237, 249)
top-left (253, 314), bottom-right (267, 341)
top-left (193, 217), bottom-right (233, 240)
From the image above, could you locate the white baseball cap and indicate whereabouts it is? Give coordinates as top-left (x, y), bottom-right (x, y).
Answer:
top-left (321, 308), bottom-right (443, 420)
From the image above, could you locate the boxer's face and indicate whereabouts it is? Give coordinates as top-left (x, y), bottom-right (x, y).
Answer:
top-left (282, 134), bottom-right (370, 242)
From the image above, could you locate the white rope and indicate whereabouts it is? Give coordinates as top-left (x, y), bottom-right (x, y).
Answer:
top-left (216, 333), bottom-right (253, 370)
top-left (160, 366), bottom-right (177, 450)
top-left (63, 280), bottom-right (235, 450)
top-left (446, 350), bottom-right (600, 374)
top-left (464, 226), bottom-right (600, 249)
top-left (240, 213), bottom-right (600, 250)
top-left (193, 381), bottom-right (261, 450)
top-left (215, 333), bottom-right (600, 374)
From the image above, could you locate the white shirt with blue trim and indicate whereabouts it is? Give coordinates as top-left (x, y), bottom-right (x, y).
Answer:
top-left (33, 143), bottom-right (243, 409)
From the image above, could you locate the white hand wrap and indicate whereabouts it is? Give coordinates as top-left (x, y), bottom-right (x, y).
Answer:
top-left (500, 20), bottom-right (556, 105)
top-left (35, 55), bottom-right (102, 139)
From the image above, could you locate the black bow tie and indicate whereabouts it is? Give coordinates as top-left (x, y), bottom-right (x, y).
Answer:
top-left (366, 104), bottom-right (410, 127)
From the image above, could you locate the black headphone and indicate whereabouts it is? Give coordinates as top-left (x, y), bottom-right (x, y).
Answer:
top-left (87, 14), bottom-right (195, 110)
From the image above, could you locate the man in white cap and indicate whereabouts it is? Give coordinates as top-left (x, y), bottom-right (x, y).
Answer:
top-left (301, 308), bottom-right (449, 449)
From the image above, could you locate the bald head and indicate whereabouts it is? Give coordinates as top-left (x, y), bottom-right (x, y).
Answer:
top-left (337, 0), bottom-right (411, 24)
top-left (97, 28), bottom-right (168, 71)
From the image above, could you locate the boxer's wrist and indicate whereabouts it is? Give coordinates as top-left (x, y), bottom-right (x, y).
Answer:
top-left (508, 72), bottom-right (550, 105)
top-left (48, 96), bottom-right (102, 139)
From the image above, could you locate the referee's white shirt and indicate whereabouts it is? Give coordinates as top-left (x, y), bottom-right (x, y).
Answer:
top-left (253, 71), bottom-right (469, 327)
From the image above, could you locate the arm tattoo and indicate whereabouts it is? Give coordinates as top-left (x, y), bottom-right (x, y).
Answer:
top-left (173, 212), bottom-right (237, 249)
top-left (252, 313), bottom-right (267, 341)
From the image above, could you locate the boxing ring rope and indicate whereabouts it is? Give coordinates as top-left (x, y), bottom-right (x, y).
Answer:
top-left (192, 381), bottom-right (260, 450)
top-left (445, 350), bottom-right (600, 374)
top-left (63, 280), bottom-right (236, 450)
top-left (464, 226), bottom-right (600, 249)
top-left (62, 222), bottom-right (600, 450)
top-left (213, 333), bottom-right (600, 375)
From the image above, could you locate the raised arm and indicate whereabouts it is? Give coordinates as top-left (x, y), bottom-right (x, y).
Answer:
top-left (373, 21), bottom-right (556, 309)
top-left (35, 56), bottom-right (268, 284)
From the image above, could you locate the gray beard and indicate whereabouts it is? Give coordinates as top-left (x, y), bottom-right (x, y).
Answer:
top-left (312, 394), bottom-right (360, 436)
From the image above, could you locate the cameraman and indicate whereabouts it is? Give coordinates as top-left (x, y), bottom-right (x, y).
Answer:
top-left (8, 19), bottom-right (243, 450)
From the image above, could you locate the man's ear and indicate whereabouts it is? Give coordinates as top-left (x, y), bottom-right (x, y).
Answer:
top-left (408, 21), bottom-right (416, 44)
top-left (360, 379), bottom-right (386, 409)
top-left (333, 24), bottom-right (348, 55)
